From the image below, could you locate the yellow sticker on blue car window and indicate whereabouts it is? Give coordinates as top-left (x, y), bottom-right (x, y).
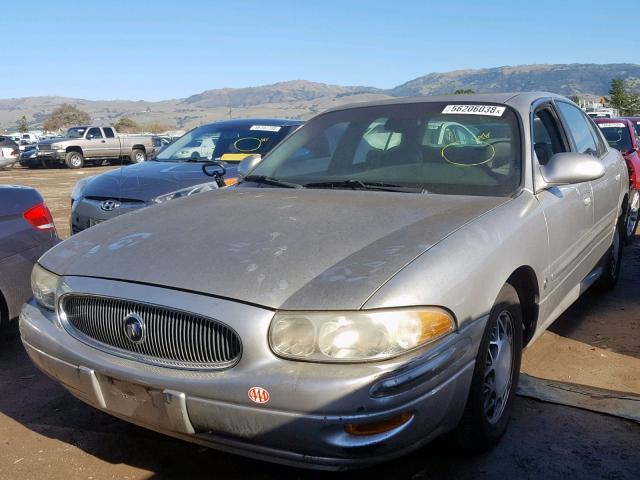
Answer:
top-left (442, 105), bottom-right (506, 116)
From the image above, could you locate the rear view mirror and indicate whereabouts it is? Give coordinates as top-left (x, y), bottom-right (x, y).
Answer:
top-left (237, 154), bottom-right (262, 179)
top-left (540, 152), bottom-right (605, 187)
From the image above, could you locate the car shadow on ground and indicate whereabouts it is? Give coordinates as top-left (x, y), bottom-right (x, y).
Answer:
top-left (548, 237), bottom-right (640, 360)
top-left (1, 334), bottom-right (639, 479)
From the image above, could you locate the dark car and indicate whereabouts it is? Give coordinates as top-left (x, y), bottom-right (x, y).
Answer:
top-left (0, 185), bottom-right (59, 336)
top-left (69, 118), bottom-right (303, 234)
top-left (19, 145), bottom-right (39, 168)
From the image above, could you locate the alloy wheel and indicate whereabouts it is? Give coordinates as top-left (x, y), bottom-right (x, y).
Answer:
top-left (483, 311), bottom-right (514, 424)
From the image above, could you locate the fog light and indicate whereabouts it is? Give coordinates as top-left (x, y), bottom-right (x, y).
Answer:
top-left (345, 412), bottom-right (413, 436)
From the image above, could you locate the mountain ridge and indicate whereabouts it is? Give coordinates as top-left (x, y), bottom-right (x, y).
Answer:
top-left (2, 63), bottom-right (638, 131)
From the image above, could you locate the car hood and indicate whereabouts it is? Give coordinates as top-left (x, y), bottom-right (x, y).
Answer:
top-left (38, 138), bottom-right (69, 145)
top-left (41, 188), bottom-right (510, 310)
top-left (82, 161), bottom-right (236, 202)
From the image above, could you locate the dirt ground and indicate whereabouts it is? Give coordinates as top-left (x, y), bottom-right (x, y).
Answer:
top-left (0, 164), bottom-right (639, 479)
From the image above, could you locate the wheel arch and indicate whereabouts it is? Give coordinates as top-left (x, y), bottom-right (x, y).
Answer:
top-left (132, 144), bottom-right (147, 153)
top-left (505, 266), bottom-right (539, 347)
top-left (66, 146), bottom-right (83, 156)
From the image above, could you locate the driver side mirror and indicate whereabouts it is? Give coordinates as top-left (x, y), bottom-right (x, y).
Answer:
top-left (237, 154), bottom-right (262, 179)
top-left (540, 152), bottom-right (605, 187)
top-left (87, 134), bottom-right (94, 140)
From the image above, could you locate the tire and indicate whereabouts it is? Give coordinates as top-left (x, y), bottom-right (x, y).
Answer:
top-left (623, 189), bottom-right (639, 244)
top-left (453, 283), bottom-right (523, 451)
top-left (596, 222), bottom-right (622, 291)
top-left (130, 149), bottom-right (146, 164)
top-left (65, 151), bottom-right (84, 169)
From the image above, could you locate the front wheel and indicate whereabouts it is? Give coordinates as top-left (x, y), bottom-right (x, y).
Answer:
top-left (130, 149), bottom-right (146, 164)
top-left (65, 151), bottom-right (84, 169)
top-left (623, 189), bottom-right (639, 243)
top-left (453, 283), bottom-right (523, 451)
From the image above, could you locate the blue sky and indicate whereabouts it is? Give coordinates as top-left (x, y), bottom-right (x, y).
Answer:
top-left (5, 0), bottom-right (639, 100)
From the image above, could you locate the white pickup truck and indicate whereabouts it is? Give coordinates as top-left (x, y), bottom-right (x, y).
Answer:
top-left (37, 125), bottom-right (154, 169)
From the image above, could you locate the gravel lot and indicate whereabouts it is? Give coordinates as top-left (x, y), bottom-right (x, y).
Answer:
top-left (1, 164), bottom-right (639, 479)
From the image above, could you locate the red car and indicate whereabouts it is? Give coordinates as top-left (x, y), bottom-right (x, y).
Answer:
top-left (594, 117), bottom-right (640, 241)
top-left (623, 116), bottom-right (640, 139)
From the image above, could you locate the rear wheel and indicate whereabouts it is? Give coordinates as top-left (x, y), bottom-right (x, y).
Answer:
top-left (623, 189), bottom-right (639, 243)
top-left (65, 151), bottom-right (84, 169)
top-left (596, 222), bottom-right (622, 291)
top-left (453, 283), bottom-right (523, 450)
top-left (130, 149), bottom-right (146, 164)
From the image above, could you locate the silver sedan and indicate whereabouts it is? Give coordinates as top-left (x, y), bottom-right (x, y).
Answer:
top-left (20, 92), bottom-right (627, 469)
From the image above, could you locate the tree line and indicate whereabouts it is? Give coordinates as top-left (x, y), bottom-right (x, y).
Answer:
top-left (25, 104), bottom-right (172, 134)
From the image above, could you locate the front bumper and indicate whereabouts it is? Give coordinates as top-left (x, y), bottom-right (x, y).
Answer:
top-left (19, 277), bottom-right (485, 469)
top-left (37, 150), bottom-right (64, 162)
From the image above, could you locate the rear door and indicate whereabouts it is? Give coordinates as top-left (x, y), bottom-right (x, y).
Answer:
top-left (101, 127), bottom-right (121, 158)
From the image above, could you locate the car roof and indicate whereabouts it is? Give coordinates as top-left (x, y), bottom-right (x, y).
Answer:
top-left (322, 92), bottom-right (566, 114)
top-left (200, 118), bottom-right (304, 128)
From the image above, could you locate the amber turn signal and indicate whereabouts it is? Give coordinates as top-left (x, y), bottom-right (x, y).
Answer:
top-left (345, 412), bottom-right (413, 436)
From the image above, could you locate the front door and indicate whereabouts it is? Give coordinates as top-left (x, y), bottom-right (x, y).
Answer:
top-left (533, 104), bottom-right (595, 312)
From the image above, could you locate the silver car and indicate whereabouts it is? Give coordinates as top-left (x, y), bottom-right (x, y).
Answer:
top-left (20, 93), bottom-right (627, 469)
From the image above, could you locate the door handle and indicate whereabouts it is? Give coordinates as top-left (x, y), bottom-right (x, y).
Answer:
top-left (101, 140), bottom-right (106, 143)
top-left (583, 196), bottom-right (592, 206)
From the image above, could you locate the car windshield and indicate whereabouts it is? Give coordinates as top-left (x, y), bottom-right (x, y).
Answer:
top-left (249, 103), bottom-right (522, 196)
top-left (155, 123), bottom-right (292, 163)
top-left (597, 123), bottom-right (632, 152)
top-left (66, 127), bottom-right (87, 138)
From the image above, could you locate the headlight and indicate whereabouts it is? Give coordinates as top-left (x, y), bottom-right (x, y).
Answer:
top-left (51, 143), bottom-right (65, 150)
top-left (269, 307), bottom-right (455, 362)
top-left (152, 181), bottom-right (219, 204)
top-left (31, 264), bottom-right (60, 311)
top-left (71, 175), bottom-right (95, 202)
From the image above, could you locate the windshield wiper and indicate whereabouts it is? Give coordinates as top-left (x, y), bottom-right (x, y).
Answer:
top-left (304, 179), bottom-right (424, 193)
top-left (242, 175), bottom-right (303, 189)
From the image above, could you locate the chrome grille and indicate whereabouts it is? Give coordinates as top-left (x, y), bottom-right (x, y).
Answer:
top-left (38, 144), bottom-right (51, 151)
top-left (60, 295), bottom-right (241, 370)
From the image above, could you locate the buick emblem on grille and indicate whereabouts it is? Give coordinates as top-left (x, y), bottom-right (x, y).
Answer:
top-left (123, 313), bottom-right (145, 343)
top-left (100, 199), bottom-right (120, 211)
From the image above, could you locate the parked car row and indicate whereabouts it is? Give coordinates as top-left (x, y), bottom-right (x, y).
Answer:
top-left (13, 92), bottom-right (631, 470)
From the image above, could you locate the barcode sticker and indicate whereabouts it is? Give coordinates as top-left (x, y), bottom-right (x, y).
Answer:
top-left (250, 125), bottom-right (281, 132)
top-left (442, 105), bottom-right (506, 116)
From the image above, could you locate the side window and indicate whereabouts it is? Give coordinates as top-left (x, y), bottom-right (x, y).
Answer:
top-left (532, 107), bottom-right (567, 165)
top-left (87, 127), bottom-right (103, 139)
top-left (103, 127), bottom-right (115, 138)
top-left (555, 102), bottom-right (598, 156)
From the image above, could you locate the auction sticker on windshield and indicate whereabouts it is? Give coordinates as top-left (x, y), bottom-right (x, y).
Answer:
top-left (250, 125), bottom-right (282, 132)
top-left (442, 105), bottom-right (506, 116)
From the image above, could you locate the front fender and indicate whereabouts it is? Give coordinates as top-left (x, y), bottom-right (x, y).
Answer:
top-left (364, 191), bottom-right (548, 331)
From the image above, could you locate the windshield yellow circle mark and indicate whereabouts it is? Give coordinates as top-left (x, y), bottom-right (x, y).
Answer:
top-left (441, 142), bottom-right (496, 167)
top-left (234, 137), bottom-right (268, 152)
